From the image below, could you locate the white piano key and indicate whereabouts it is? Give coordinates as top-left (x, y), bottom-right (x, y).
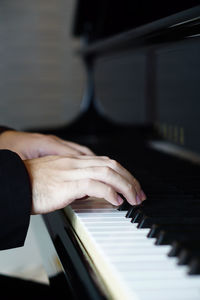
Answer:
top-left (93, 235), bottom-right (157, 244)
top-left (122, 268), bottom-right (188, 280)
top-left (86, 224), bottom-right (149, 231)
top-left (82, 220), bottom-right (146, 228)
top-left (82, 222), bottom-right (150, 233)
top-left (127, 277), bottom-right (200, 290)
top-left (64, 202), bottom-right (200, 300)
top-left (80, 218), bottom-right (132, 224)
top-left (81, 219), bottom-right (134, 223)
top-left (116, 261), bottom-right (188, 273)
top-left (115, 260), bottom-right (186, 271)
top-left (76, 212), bottom-right (127, 218)
top-left (136, 287), bottom-right (200, 300)
top-left (101, 244), bottom-right (171, 255)
top-left (74, 208), bottom-right (117, 213)
top-left (109, 254), bottom-right (176, 263)
top-left (101, 245), bottom-right (171, 255)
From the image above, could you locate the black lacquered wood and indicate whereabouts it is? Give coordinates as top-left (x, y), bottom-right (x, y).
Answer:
top-left (43, 211), bottom-right (107, 300)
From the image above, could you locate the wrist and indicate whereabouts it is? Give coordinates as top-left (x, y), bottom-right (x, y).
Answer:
top-left (0, 130), bottom-right (16, 147)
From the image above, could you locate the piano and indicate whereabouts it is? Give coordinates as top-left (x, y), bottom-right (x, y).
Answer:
top-left (33, 2), bottom-right (200, 299)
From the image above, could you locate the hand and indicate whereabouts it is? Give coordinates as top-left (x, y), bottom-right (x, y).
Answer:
top-left (24, 155), bottom-right (146, 214)
top-left (0, 130), bottom-right (94, 159)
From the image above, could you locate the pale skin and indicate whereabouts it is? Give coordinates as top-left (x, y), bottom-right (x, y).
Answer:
top-left (0, 130), bottom-right (146, 214)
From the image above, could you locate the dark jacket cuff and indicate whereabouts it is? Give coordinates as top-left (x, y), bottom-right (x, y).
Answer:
top-left (0, 126), bottom-right (14, 135)
top-left (0, 150), bottom-right (32, 250)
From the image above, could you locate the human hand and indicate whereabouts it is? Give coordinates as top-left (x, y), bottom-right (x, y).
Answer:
top-left (24, 155), bottom-right (146, 214)
top-left (0, 130), bottom-right (94, 159)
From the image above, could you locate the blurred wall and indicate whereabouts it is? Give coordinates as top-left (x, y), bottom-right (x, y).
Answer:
top-left (0, 0), bottom-right (85, 130)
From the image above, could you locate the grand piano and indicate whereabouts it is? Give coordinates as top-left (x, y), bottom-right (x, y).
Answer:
top-left (34, 2), bottom-right (200, 299)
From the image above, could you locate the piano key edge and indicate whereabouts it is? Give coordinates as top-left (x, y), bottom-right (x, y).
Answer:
top-left (64, 205), bottom-right (139, 300)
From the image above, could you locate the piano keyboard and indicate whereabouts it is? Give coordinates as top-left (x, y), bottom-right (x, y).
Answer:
top-left (64, 198), bottom-right (200, 300)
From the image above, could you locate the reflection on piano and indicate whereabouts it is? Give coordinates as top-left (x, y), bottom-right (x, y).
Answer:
top-left (34, 2), bottom-right (200, 300)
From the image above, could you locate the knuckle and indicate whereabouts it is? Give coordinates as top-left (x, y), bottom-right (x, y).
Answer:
top-left (46, 134), bottom-right (60, 143)
top-left (82, 146), bottom-right (90, 152)
top-left (32, 133), bottom-right (45, 139)
top-left (110, 159), bottom-right (119, 169)
top-left (47, 134), bottom-right (55, 138)
top-left (126, 183), bottom-right (134, 193)
top-left (43, 135), bottom-right (55, 143)
top-left (102, 166), bottom-right (112, 176)
top-left (101, 156), bottom-right (110, 160)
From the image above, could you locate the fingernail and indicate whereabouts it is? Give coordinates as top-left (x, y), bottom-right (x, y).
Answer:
top-left (136, 194), bottom-right (142, 205)
top-left (117, 195), bottom-right (124, 205)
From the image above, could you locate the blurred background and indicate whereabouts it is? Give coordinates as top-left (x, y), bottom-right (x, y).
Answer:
top-left (0, 0), bottom-right (85, 130)
top-left (0, 0), bottom-right (148, 133)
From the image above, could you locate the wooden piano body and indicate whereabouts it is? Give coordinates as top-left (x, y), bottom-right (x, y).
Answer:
top-left (33, 3), bottom-right (200, 299)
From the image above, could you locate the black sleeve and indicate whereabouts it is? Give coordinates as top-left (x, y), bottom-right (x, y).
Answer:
top-left (0, 150), bottom-right (32, 250)
top-left (0, 126), bottom-right (14, 135)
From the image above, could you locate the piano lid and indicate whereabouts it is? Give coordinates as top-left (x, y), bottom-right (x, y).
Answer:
top-left (73, 0), bottom-right (199, 42)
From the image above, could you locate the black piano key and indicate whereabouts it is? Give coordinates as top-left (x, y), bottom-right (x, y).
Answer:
top-left (147, 224), bottom-right (161, 238)
top-left (188, 258), bottom-right (200, 275)
top-left (148, 223), bottom-right (200, 238)
top-left (126, 196), bottom-right (197, 218)
top-left (178, 248), bottom-right (200, 265)
top-left (168, 241), bottom-right (200, 258)
top-left (155, 229), bottom-right (200, 246)
top-left (118, 200), bottom-right (131, 211)
top-left (126, 205), bottom-right (141, 218)
top-left (117, 143), bottom-right (200, 278)
top-left (168, 241), bottom-right (182, 257)
top-left (133, 206), bottom-right (200, 223)
top-left (117, 194), bottom-right (132, 211)
top-left (178, 249), bottom-right (189, 265)
top-left (155, 230), bottom-right (173, 245)
top-left (138, 216), bottom-right (200, 229)
top-left (137, 216), bottom-right (161, 228)
top-left (131, 211), bottom-right (144, 223)
top-left (134, 212), bottom-right (182, 225)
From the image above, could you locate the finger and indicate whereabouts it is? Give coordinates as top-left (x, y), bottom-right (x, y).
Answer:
top-left (41, 140), bottom-right (83, 156)
top-left (64, 141), bottom-right (95, 155)
top-left (71, 156), bottom-right (137, 186)
top-left (48, 135), bottom-right (94, 155)
top-left (66, 156), bottom-right (145, 202)
top-left (95, 157), bottom-right (146, 201)
top-left (62, 179), bottom-right (123, 206)
top-left (51, 156), bottom-right (146, 203)
top-left (102, 157), bottom-right (142, 193)
top-left (61, 166), bottom-right (137, 205)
